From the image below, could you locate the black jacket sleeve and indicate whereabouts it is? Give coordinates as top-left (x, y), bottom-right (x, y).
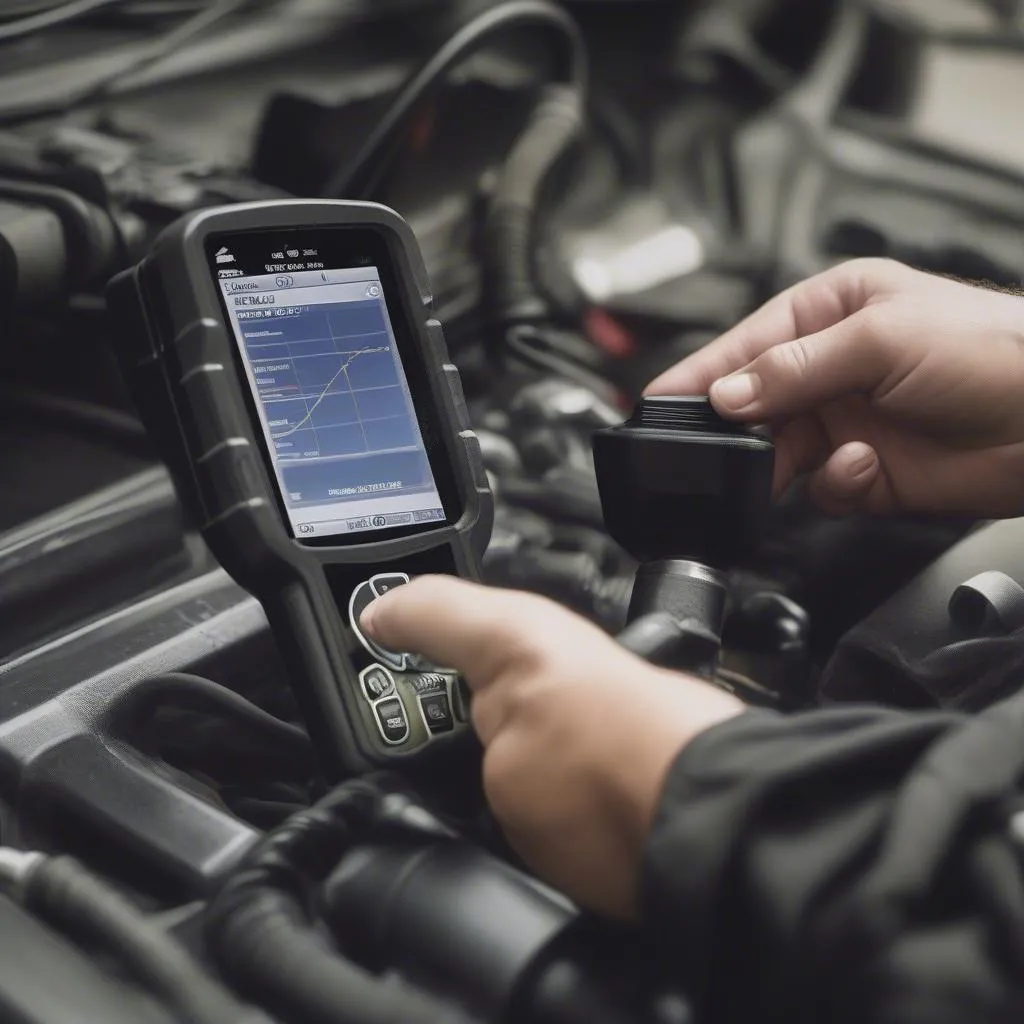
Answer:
top-left (642, 695), bottom-right (1024, 1024)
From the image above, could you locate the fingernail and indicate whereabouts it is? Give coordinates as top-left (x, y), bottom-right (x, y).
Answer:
top-left (711, 373), bottom-right (759, 411)
top-left (847, 447), bottom-right (877, 478)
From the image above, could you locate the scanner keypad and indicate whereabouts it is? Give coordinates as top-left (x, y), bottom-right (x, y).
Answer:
top-left (350, 573), bottom-right (466, 750)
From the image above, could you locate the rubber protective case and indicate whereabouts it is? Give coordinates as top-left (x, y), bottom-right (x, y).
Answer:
top-left (106, 200), bottom-right (493, 777)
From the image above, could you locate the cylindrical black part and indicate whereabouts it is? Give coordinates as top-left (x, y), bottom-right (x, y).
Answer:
top-left (212, 892), bottom-right (462, 1024)
top-left (324, 840), bottom-right (575, 1023)
top-left (949, 570), bottom-right (1024, 635)
top-left (0, 199), bottom-right (65, 303)
top-left (206, 783), bottom-right (471, 1024)
top-left (24, 856), bottom-right (257, 1024)
top-left (628, 560), bottom-right (728, 636)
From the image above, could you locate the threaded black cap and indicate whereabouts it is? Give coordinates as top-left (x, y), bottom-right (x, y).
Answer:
top-left (632, 396), bottom-right (749, 434)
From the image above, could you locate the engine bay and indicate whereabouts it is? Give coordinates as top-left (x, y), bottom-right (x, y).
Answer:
top-left (2, 1), bottom-right (1024, 1021)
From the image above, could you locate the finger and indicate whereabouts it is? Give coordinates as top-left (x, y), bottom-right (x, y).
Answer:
top-left (643, 261), bottom-right (873, 396)
top-left (359, 576), bottom-right (607, 690)
top-left (806, 442), bottom-right (881, 515)
top-left (770, 418), bottom-right (831, 497)
top-left (644, 288), bottom-right (806, 396)
top-left (707, 309), bottom-right (889, 423)
top-left (360, 576), bottom-right (523, 685)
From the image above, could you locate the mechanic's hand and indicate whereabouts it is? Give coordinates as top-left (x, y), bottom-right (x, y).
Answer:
top-left (360, 577), bottom-right (742, 920)
top-left (646, 259), bottom-right (1024, 517)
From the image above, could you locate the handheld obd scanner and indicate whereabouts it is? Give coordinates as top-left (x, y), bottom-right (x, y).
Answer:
top-left (107, 200), bottom-right (492, 778)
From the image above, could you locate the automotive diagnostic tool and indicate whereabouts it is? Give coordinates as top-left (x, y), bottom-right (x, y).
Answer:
top-left (107, 200), bottom-right (492, 776)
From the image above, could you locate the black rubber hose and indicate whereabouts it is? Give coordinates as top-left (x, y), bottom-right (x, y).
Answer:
top-left (0, 0), bottom-right (127, 43)
top-left (205, 780), bottom-right (472, 1024)
top-left (322, 0), bottom-right (587, 199)
top-left (0, 385), bottom-right (151, 458)
top-left (497, 472), bottom-right (605, 528)
top-left (484, 546), bottom-right (632, 630)
top-left (0, 177), bottom-right (121, 287)
top-left (482, 83), bottom-right (584, 326)
top-left (76, 0), bottom-right (253, 106)
top-left (21, 854), bottom-right (262, 1024)
top-left (107, 672), bottom-right (312, 765)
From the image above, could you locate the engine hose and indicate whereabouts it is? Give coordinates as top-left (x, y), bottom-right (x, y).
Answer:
top-left (485, 546), bottom-right (632, 630)
top-left (483, 84), bottom-right (585, 327)
top-left (0, 385), bottom-right (150, 456)
top-left (107, 672), bottom-right (313, 767)
top-left (0, 850), bottom-right (263, 1024)
top-left (205, 779), bottom-right (473, 1024)
top-left (324, 0), bottom-right (587, 199)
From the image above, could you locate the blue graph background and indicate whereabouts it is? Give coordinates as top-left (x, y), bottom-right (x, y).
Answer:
top-left (239, 298), bottom-right (437, 507)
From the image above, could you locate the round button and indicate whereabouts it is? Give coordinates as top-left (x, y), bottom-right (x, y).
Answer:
top-left (349, 573), bottom-right (454, 673)
top-left (348, 579), bottom-right (406, 671)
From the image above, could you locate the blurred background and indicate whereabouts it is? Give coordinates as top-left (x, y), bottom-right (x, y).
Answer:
top-left (3, 0), bottom-right (1023, 675)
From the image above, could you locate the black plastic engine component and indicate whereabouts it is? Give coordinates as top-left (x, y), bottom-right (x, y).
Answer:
top-left (326, 838), bottom-right (575, 1022)
top-left (205, 780), bottom-right (475, 1024)
top-left (950, 571), bottom-right (1024, 637)
top-left (0, 468), bottom-right (193, 660)
top-left (322, 0), bottom-right (587, 201)
top-left (6, 852), bottom-right (260, 1024)
top-left (722, 588), bottom-right (814, 707)
top-left (0, 199), bottom-right (63, 303)
top-left (622, 559), bottom-right (730, 678)
top-left (593, 395), bottom-right (774, 680)
top-left (0, 895), bottom-right (174, 1024)
top-left (254, 80), bottom-right (538, 203)
top-left (822, 518), bottom-right (1024, 712)
top-left (483, 84), bottom-right (584, 327)
top-left (592, 396), bottom-right (774, 567)
top-left (325, 830), bottom-right (691, 1024)
top-left (0, 178), bottom-right (119, 301)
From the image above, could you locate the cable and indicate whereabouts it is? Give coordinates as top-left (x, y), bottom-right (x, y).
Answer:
top-left (88, 0), bottom-right (213, 20)
top-left (0, 0), bottom-right (261, 122)
top-left (0, 177), bottom-right (121, 290)
top-left (206, 779), bottom-right (472, 1024)
top-left (498, 473), bottom-right (606, 527)
top-left (503, 324), bottom-right (621, 403)
top-left (322, 0), bottom-right (588, 199)
top-left (108, 673), bottom-right (319, 829)
top-left (0, 1), bottom-right (79, 17)
top-left (0, 849), bottom-right (264, 1024)
top-left (76, 0), bottom-right (254, 105)
top-left (859, 0), bottom-right (1024, 46)
top-left (457, 21), bottom-right (586, 368)
top-left (0, 0), bottom-right (131, 43)
top-left (484, 544), bottom-right (632, 630)
top-left (0, 386), bottom-right (152, 457)
top-left (482, 84), bottom-right (584, 325)
top-left (0, 0), bottom-right (208, 28)
top-left (108, 672), bottom-right (313, 765)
